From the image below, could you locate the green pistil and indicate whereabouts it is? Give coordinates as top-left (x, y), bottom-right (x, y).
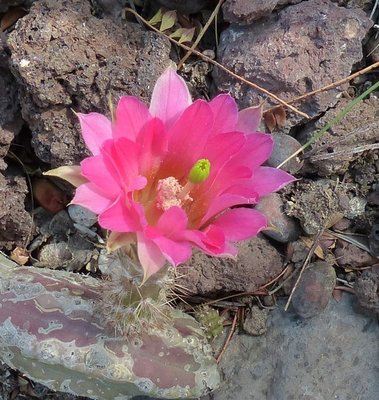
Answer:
top-left (188, 159), bottom-right (211, 184)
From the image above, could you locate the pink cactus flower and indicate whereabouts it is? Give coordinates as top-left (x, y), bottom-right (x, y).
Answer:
top-left (49, 68), bottom-right (295, 278)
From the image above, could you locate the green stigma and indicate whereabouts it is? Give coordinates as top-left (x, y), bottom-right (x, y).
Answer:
top-left (188, 159), bottom-right (211, 184)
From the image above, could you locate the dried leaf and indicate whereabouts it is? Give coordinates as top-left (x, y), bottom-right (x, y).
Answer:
top-left (160, 10), bottom-right (176, 32)
top-left (300, 236), bottom-right (325, 259)
top-left (1, 7), bottom-right (27, 31)
top-left (170, 27), bottom-right (195, 44)
top-left (10, 247), bottom-right (29, 265)
top-left (263, 107), bottom-right (287, 132)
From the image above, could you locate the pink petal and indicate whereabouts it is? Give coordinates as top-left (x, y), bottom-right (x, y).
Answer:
top-left (163, 100), bottom-right (213, 177)
top-left (81, 155), bottom-right (120, 198)
top-left (43, 166), bottom-right (87, 187)
top-left (151, 236), bottom-right (192, 266)
top-left (149, 67), bottom-right (192, 128)
top-left (137, 118), bottom-right (168, 174)
top-left (209, 94), bottom-right (238, 135)
top-left (78, 113), bottom-right (112, 155)
top-left (156, 206), bottom-right (188, 235)
top-left (71, 183), bottom-right (114, 214)
top-left (186, 225), bottom-right (226, 255)
top-left (137, 233), bottom-right (166, 279)
top-left (250, 167), bottom-right (296, 197)
top-left (236, 133), bottom-right (274, 171)
top-left (236, 105), bottom-right (263, 133)
top-left (98, 194), bottom-right (145, 232)
top-left (113, 96), bottom-right (151, 141)
top-left (212, 208), bottom-right (267, 241)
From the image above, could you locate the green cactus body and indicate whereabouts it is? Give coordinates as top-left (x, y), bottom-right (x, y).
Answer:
top-left (0, 254), bottom-right (220, 399)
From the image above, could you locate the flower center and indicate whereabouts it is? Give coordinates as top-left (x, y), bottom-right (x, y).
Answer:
top-left (156, 177), bottom-right (192, 211)
top-left (188, 159), bottom-right (211, 184)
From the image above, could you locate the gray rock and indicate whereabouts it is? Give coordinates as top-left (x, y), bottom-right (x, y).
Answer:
top-left (7, 0), bottom-right (171, 166)
top-left (299, 97), bottom-right (379, 176)
top-left (213, 0), bottom-right (372, 128)
top-left (256, 193), bottom-right (300, 243)
top-left (177, 235), bottom-right (283, 295)
top-left (267, 133), bottom-right (303, 174)
top-left (207, 295), bottom-right (379, 400)
top-left (242, 306), bottom-right (269, 336)
top-left (68, 204), bottom-right (97, 228)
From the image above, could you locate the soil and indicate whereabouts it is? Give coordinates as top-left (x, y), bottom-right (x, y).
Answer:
top-left (0, 0), bottom-right (378, 399)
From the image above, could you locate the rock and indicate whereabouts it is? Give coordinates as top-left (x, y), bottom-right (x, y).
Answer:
top-left (291, 261), bottom-right (336, 318)
top-left (299, 97), bottom-right (379, 176)
top-left (177, 235), bottom-right (283, 296)
top-left (213, 0), bottom-right (372, 128)
top-left (369, 221), bottom-right (379, 257)
top-left (222, 0), bottom-right (278, 24)
top-left (7, 0), bottom-right (171, 166)
top-left (355, 266), bottom-right (379, 316)
top-left (266, 133), bottom-right (303, 174)
top-left (67, 204), bottom-right (97, 228)
top-left (243, 306), bottom-right (269, 336)
top-left (0, 172), bottom-right (33, 250)
top-left (335, 240), bottom-right (376, 268)
top-left (284, 179), bottom-right (358, 235)
top-left (153, 0), bottom-right (214, 13)
top-left (208, 295), bottom-right (379, 400)
top-left (255, 193), bottom-right (300, 243)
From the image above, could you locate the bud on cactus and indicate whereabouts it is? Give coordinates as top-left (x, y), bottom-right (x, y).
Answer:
top-left (0, 254), bottom-right (220, 399)
top-left (195, 306), bottom-right (225, 340)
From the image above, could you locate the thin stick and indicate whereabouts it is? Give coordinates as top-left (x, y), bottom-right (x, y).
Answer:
top-left (178, 0), bottom-right (224, 69)
top-left (216, 311), bottom-right (238, 363)
top-left (284, 226), bottom-right (325, 311)
top-left (268, 61), bottom-right (379, 112)
top-left (125, 7), bottom-right (309, 118)
top-left (276, 79), bottom-right (379, 169)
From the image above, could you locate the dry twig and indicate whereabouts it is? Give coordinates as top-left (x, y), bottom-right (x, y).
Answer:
top-left (216, 311), bottom-right (238, 363)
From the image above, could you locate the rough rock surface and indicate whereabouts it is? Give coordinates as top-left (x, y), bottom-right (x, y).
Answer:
top-left (284, 179), bottom-right (362, 235)
top-left (177, 235), bottom-right (283, 295)
top-left (7, 0), bottom-right (171, 166)
top-left (205, 295), bottom-right (379, 400)
top-left (355, 266), bottom-right (379, 316)
top-left (300, 96), bottom-right (379, 176)
top-left (0, 172), bottom-right (33, 250)
top-left (222, 0), bottom-right (278, 24)
top-left (213, 0), bottom-right (372, 127)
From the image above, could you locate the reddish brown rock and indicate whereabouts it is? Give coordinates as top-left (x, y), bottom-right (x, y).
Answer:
top-left (291, 261), bottom-right (336, 318)
top-left (213, 0), bottom-right (372, 128)
top-left (7, 0), bottom-right (171, 166)
top-left (177, 235), bottom-right (283, 296)
top-left (335, 241), bottom-right (377, 268)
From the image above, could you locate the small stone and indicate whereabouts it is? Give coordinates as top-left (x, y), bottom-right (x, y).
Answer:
top-left (222, 0), bottom-right (278, 24)
top-left (335, 241), bottom-right (376, 268)
top-left (68, 204), bottom-right (97, 227)
top-left (354, 266), bottom-right (379, 316)
top-left (368, 221), bottom-right (379, 258)
top-left (243, 306), bottom-right (269, 336)
top-left (256, 193), bottom-right (300, 243)
top-left (262, 295), bottom-right (275, 307)
top-left (267, 134), bottom-right (303, 174)
top-left (332, 217), bottom-right (351, 231)
top-left (291, 261), bottom-right (336, 318)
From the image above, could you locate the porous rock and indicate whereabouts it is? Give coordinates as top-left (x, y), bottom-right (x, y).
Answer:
top-left (355, 266), bottom-right (379, 316)
top-left (213, 0), bottom-right (372, 127)
top-left (0, 172), bottom-right (33, 250)
top-left (7, 0), bottom-right (171, 166)
top-left (299, 96), bottom-right (379, 176)
top-left (222, 0), bottom-right (278, 24)
top-left (177, 235), bottom-right (283, 296)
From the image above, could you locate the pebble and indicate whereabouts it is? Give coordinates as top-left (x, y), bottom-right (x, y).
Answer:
top-left (243, 306), bottom-right (269, 336)
top-left (335, 241), bottom-right (376, 268)
top-left (68, 204), bottom-right (98, 227)
top-left (267, 134), bottom-right (303, 174)
top-left (256, 193), bottom-right (300, 243)
top-left (291, 261), bottom-right (336, 318)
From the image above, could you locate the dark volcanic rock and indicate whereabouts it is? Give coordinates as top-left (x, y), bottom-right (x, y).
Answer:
top-left (0, 172), bottom-right (33, 250)
top-left (177, 235), bottom-right (283, 296)
top-left (222, 0), bottom-right (278, 24)
top-left (355, 266), bottom-right (379, 316)
top-left (7, 0), bottom-right (171, 166)
top-left (213, 0), bottom-right (372, 128)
